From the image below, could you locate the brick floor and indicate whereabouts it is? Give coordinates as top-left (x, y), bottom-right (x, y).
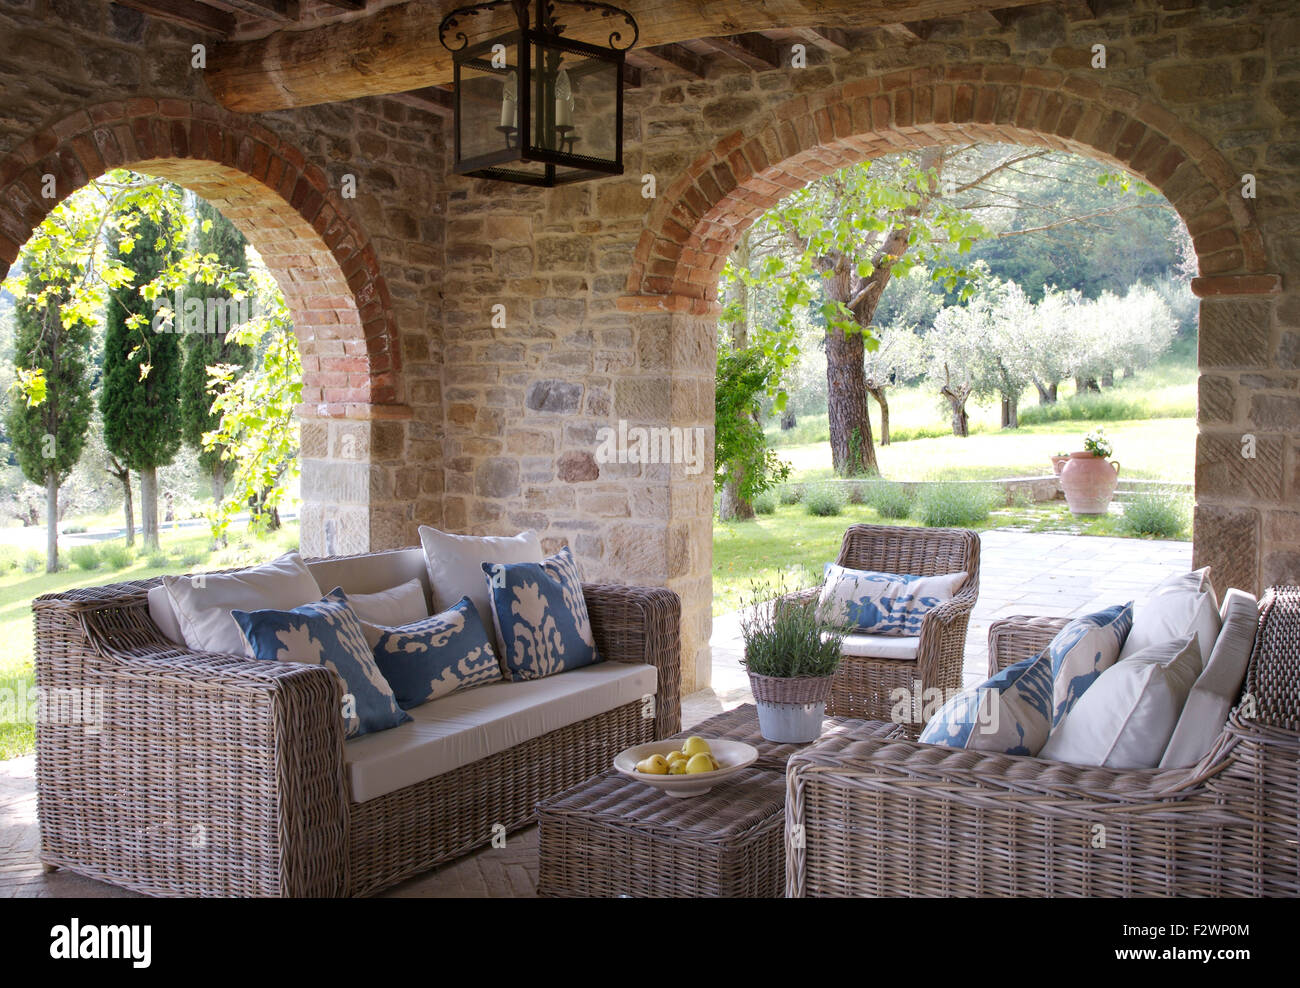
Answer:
top-left (0, 531), bottom-right (1192, 898)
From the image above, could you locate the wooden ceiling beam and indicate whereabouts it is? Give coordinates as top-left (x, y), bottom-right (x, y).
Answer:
top-left (202, 0), bottom-right (301, 24)
top-left (697, 34), bottom-right (783, 71)
top-left (386, 86), bottom-right (453, 118)
top-left (206, 0), bottom-right (1049, 112)
top-left (315, 0), bottom-right (368, 9)
top-left (113, 0), bottom-right (235, 36)
top-left (789, 26), bottom-right (851, 56)
top-left (627, 42), bottom-right (709, 78)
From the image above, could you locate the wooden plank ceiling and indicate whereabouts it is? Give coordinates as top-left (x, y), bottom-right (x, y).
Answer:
top-left (112, 1), bottom-right (1100, 116)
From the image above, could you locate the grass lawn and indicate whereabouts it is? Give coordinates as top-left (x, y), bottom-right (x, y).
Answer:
top-left (0, 522), bottom-right (300, 760)
top-left (778, 417), bottom-right (1195, 483)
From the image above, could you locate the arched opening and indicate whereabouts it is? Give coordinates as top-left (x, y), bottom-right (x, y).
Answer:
top-left (0, 100), bottom-right (414, 559)
top-left (623, 65), bottom-right (1280, 694)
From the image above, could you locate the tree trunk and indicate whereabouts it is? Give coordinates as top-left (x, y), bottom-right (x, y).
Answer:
top-left (780, 407), bottom-right (796, 431)
top-left (211, 461), bottom-right (226, 505)
top-left (1034, 378), bottom-right (1059, 404)
top-left (1101, 369), bottom-right (1115, 387)
top-left (1123, 366), bottom-right (1135, 379)
top-left (122, 480), bottom-right (135, 548)
top-left (941, 385), bottom-right (970, 437)
top-left (719, 475), bottom-right (755, 521)
top-left (867, 385), bottom-right (891, 445)
top-left (45, 472), bottom-right (59, 573)
top-left (140, 466), bottom-right (159, 551)
top-left (826, 326), bottom-right (877, 475)
top-left (1075, 376), bottom-right (1101, 394)
top-left (1000, 393), bottom-right (1019, 429)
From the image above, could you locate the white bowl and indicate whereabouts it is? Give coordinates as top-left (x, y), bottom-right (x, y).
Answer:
top-left (614, 738), bottom-right (759, 798)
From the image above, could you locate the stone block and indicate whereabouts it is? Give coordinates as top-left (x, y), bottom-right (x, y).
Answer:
top-left (1195, 432), bottom-right (1284, 501)
top-left (1193, 503), bottom-right (1259, 598)
top-left (525, 379), bottom-right (582, 413)
top-left (475, 458), bottom-right (520, 499)
top-left (1198, 375), bottom-right (1237, 424)
top-left (1199, 299), bottom-right (1272, 368)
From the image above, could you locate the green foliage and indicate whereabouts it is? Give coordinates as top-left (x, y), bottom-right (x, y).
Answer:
top-left (69, 545), bottom-right (102, 571)
top-left (145, 552), bottom-right (169, 569)
top-left (714, 344), bottom-right (791, 501)
top-left (915, 482), bottom-right (1000, 527)
top-left (99, 542), bottom-right (135, 569)
top-left (181, 199), bottom-right (253, 482)
top-left (1018, 391), bottom-right (1192, 425)
top-left (0, 548), bottom-right (18, 571)
top-left (739, 582), bottom-right (845, 679)
top-left (804, 485), bottom-right (846, 517)
top-left (21, 550), bottom-right (44, 574)
top-left (101, 209), bottom-right (184, 473)
top-left (202, 260), bottom-right (304, 542)
top-left (1083, 428), bottom-right (1113, 458)
top-left (752, 492), bottom-right (777, 515)
top-left (1120, 489), bottom-right (1189, 539)
top-left (778, 483), bottom-right (804, 505)
top-left (5, 272), bottom-right (94, 493)
top-left (864, 481), bottom-right (913, 520)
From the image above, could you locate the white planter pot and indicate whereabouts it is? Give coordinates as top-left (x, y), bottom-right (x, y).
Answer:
top-left (755, 699), bottom-right (827, 743)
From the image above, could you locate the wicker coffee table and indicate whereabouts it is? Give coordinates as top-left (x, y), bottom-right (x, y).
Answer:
top-left (535, 704), bottom-right (890, 897)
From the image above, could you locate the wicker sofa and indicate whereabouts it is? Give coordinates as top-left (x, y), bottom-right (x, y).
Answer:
top-left (32, 547), bottom-right (681, 897)
top-left (785, 585), bottom-right (1300, 897)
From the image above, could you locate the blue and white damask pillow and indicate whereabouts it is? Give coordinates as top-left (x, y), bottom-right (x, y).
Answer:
top-left (1046, 602), bottom-right (1133, 726)
top-left (232, 588), bottom-right (411, 740)
top-left (482, 546), bottom-right (600, 681)
top-left (817, 564), bottom-right (965, 636)
top-left (919, 648), bottom-right (1054, 756)
top-left (372, 596), bottom-right (502, 709)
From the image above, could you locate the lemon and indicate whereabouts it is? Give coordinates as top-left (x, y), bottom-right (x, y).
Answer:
top-left (638, 754), bottom-right (670, 775)
top-left (682, 736), bottom-right (712, 757)
top-left (685, 752), bottom-right (714, 774)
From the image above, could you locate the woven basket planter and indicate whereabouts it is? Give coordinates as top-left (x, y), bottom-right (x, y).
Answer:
top-left (748, 672), bottom-right (834, 743)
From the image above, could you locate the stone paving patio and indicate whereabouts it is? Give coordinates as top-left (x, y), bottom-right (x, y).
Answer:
top-left (0, 530), bottom-right (1191, 898)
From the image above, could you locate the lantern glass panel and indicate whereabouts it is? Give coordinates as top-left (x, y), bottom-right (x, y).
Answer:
top-left (530, 40), bottom-right (619, 169)
top-left (454, 37), bottom-right (525, 169)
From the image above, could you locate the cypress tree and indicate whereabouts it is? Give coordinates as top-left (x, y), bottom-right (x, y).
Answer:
top-left (180, 198), bottom-right (251, 507)
top-left (101, 211), bottom-right (183, 551)
top-left (5, 273), bottom-right (94, 572)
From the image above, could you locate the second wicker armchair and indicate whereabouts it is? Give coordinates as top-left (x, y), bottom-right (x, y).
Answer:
top-left (815, 524), bottom-right (980, 726)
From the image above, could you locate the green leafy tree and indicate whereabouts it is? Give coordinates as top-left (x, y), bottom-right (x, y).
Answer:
top-left (715, 344), bottom-right (790, 512)
top-left (180, 198), bottom-right (252, 509)
top-left (101, 210), bottom-right (184, 551)
top-left (202, 257), bottom-right (303, 542)
top-left (4, 272), bottom-right (94, 571)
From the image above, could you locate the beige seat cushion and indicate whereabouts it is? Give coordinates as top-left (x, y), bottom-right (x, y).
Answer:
top-left (840, 633), bottom-right (920, 661)
top-left (344, 661), bottom-right (657, 803)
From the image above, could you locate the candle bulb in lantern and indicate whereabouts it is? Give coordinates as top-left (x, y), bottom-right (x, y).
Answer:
top-left (555, 68), bottom-right (574, 129)
top-left (501, 70), bottom-right (518, 129)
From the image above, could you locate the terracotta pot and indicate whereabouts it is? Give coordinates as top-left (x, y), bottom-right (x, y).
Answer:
top-left (1059, 451), bottom-right (1120, 515)
top-left (1050, 454), bottom-right (1069, 476)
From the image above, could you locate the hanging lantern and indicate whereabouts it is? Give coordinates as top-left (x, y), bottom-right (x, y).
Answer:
top-left (438, 0), bottom-right (638, 186)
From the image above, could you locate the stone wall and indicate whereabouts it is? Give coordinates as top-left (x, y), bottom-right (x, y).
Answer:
top-left (0, 0), bottom-right (447, 556)
top-left (438, 0), bottom-right (1298, 690)
top-left (2, 1), bottom-right (1299, 695)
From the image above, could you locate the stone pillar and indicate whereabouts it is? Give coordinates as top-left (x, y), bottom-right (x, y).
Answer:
top-left (298, 411), bottom-right (423, 557)
top-left (1192, 286), bottom-right (1292, 599)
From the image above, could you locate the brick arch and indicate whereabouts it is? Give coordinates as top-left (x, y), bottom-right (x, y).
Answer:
top-left (627, 63), bottom-right (1275, 306)
top-left (0, 99), bottom-right (404, 415)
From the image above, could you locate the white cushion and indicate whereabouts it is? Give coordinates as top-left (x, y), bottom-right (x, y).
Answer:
top-left (147, 584), bottom-right (185, 644)
top-left (344, 661), bottom-right (656, 803)
top-left (818, 565), bottom-right (964, 636)
top-left (340, 579), bottom-right (430, 648)
top-left (839, 633), bottom-right (920, 661)
top-left (418, 526), bottom-right (543, 645)
top-left (1159, 588), bottom-right (1258, 769)
top-left (307, 547), bottom-right (430, 605)
top-left (161, 552), bottom-right (323, 657)
top-left (1120, 571), bottom-right (1220, 670)
top-left (1040, 634), bottom-right (1201, 770)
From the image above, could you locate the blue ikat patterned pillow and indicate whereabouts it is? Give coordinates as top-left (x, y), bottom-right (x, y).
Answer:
top-left (372, 596), bottom-right (502, 709)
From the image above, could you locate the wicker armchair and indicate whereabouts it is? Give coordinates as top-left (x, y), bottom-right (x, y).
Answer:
top-left (785, 587), bottom-right (1300, 897)
top-left (806, 524), bottom-right (980, 724)
top-left (32, 555), bottom-right (681, 898)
